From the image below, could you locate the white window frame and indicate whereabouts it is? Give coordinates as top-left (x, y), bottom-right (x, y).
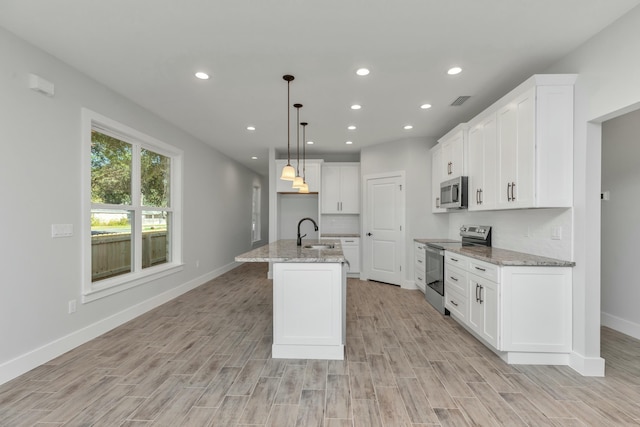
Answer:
top-left (81, 108), bottom-right (183, 302)
top-left (252, 185), bottom-right (261, 243)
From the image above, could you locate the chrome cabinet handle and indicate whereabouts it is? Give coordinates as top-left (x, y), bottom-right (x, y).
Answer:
top-left (450, 300), bottom-right (458, 307)
top-left (511, 182), bottom-right (516, 201)
top-left (449, 257), bottom-right (458, 262)
top-left (475, 284), bottom-right (480, 302)
top-left (475, 266), bottom-right (486, 272)
top-left (479, 188), bottom-right (483, 204)
top-left (436, 197), bottom-right (440, 208)
top-left (450, 276), bottom-right (458, 282)
top-left (479, 285), bottom-right (484, 304)
top-left (417, 259), bottom-right (423, 264)
top-left (507, 183), bottom-right (512, 201)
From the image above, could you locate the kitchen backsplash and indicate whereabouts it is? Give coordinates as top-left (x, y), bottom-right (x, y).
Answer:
top-left (321, 214), bottom-right (360, 235)
top-left (448, 208), bottom-right (572, 260)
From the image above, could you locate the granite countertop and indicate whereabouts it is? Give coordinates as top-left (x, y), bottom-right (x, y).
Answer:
top-left (321, 233), bottom-right (360, 238)
top-left (235, 239), bottom-right (346, 263)
top-left (446, 245), bottom-right (575, 267)
top-left (414, 238), bottom-right (460, 244)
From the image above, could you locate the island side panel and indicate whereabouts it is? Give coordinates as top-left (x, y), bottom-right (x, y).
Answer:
top-left (272, 262), bottom-right (346, 360)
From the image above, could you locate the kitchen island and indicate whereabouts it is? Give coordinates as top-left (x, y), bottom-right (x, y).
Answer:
top-left (235, 239), bottom-right (347, 360)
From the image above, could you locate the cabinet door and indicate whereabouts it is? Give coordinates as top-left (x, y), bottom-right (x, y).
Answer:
top-left (468, 274), bottom-right (499, 349)
top-left (481, 115), bottom-right (498, 210)
top-left (321, 165), bottom-right (341, 213)
top-left (340, 165), bottom-right (360, 213)
top-left (442, 131), bottom-right (465, 178)
top-left (341, 238), bottom-right (360, 273)
top-left (304, 161), bottom-right (321, 193)
top-left (431, 146), bottom-right (446, 213)
top-left (468, 124), bottom-right (484, 210)
top-left (497, 88), bottom-right (535, 208)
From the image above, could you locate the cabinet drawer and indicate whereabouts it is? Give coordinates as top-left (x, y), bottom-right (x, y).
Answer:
top-left (445, 252), bottom-right (468, 269)
top-left (445, 288), bottom-right (467, 321)
top-left (445, 264), bottom-right (467, 296)
top-left (415, 267), bottom-right (426, 287)
top-left (468, 259), bottom-right (498, 282)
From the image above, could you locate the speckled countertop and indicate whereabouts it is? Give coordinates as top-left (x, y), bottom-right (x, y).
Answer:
top-left (235, 239), bottom-right (345, 263)
top-left (447, 245), bottom-right (575, 267)
top-left (321, 233), bottom-right (360, 238)
top-left (414, 238), bottom-right (460, 244)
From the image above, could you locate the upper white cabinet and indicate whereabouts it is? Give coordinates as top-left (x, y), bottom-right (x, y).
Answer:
top-left (468, 114), bottom-right (498, 211)
top-left (430, 145), bottom-right (447, 213)
top-left (438, 124), bottom-right (467, 179)
top-left (275, 159), bottom-right (322, 193)
top-left (321, 163), bottom-right (360, 214)
top-left (466, 74), bottom-right (576, 210)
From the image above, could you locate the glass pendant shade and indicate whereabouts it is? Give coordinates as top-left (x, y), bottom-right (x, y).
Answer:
top-left (280, 163), bottom-right (296, 181)
top-left (292, 175), bottom-right (304, 188)
top-left (298, 182), bottom-right (309, 193)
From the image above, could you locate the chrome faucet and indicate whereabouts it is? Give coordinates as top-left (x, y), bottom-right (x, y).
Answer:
top-left (297, 217), bottom-right (319, 246)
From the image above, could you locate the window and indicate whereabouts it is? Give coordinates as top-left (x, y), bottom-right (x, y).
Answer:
top-left (251, 185), bottom-right (261, 243)
top-left (82, 109), bottom-right (183, 301)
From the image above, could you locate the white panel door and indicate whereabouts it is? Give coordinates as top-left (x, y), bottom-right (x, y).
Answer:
top-left (364, 174), bottom-right (404, 286)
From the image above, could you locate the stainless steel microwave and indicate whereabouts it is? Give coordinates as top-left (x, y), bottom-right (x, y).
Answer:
top-left (440, 176), bottom-right (468, 209)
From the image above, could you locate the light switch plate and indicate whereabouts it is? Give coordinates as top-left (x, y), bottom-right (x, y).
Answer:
top-left (52, 224), bottom-right (73, 238)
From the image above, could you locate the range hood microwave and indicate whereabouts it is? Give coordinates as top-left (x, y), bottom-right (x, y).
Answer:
top-left (440, 176), bottom-right (468, 209)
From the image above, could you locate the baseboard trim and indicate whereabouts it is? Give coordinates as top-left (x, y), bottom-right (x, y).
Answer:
top-left (568, 352), bottom-right (606, 377)
top-left (402, 280), bottom-right (419, 290)
top-left (0, 261), bottom-right (240, 386)
top-left (601, 311), bottom-right (640, 340)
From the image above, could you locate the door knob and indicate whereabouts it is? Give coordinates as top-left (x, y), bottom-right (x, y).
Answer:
top-left (366, 232), bottom-right (373, 236)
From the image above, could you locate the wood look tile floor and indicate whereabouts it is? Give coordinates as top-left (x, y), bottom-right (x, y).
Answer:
top-left (2, 262), bottom-right (640, 426)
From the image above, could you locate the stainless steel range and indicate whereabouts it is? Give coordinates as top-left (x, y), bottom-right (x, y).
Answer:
top-left (424, 225), bottom-right (492, 314)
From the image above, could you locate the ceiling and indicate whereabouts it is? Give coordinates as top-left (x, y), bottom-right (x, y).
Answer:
top-left (1, 0), bottom-right (638, 175)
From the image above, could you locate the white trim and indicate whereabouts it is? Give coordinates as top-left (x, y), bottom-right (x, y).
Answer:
top-left (568, 352), bottom-right (606, 377)
top-left (0, 261), bottom-right (240, 386)
top-left (81, 108), bottom-right (184, 301)
top-left (402, 279), bottom-right (419, 290)
top-left (601, 311), bottom-right (640, 340)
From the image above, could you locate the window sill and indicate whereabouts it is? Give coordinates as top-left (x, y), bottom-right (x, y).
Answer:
top-left (82, 262), bottom-right (184, 303)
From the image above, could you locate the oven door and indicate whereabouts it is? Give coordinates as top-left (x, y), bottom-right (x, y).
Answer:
top-left (425, 245), bottom-right (444, 296)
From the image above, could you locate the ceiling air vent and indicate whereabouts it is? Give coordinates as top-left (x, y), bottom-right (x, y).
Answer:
top-left (450, 96), bottom-right (471, 106)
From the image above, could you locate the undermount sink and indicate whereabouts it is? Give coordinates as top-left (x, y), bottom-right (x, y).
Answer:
top-left (304, 244), bottom-right (335, 250)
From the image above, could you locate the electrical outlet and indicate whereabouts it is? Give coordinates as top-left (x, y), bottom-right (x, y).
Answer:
top-left (68, 299), bottom-right (77, 314)
top-left (551, 226), bottom-right (562, 240)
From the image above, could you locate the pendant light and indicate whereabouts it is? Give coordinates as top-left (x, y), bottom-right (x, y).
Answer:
top-left (298, 121), bottom-right (310, 193)
top-left (280, 75), bottom-right (296, 181)
top-left (292, 103), bottom-right (304, 189)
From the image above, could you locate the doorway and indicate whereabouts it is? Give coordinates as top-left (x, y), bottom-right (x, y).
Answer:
top-left (362, 172), bottom-right (405, 286)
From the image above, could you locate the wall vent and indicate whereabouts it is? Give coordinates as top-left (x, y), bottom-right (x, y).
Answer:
top-left (450, 96), bottom-right (471, 106)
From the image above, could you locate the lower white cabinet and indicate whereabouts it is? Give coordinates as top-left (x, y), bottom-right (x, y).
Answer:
top-left (444, 251), bottom-right (572, 364)
top-left (414, 242), bottom-right (426, 292)
top-left (340, 237), bottom-right (360, 274)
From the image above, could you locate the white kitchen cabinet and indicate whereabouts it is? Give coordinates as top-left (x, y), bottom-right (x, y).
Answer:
top-left (321, 163), bottom-right (360, 214)
top-left (275, 159), bottom-right (322, 193)
top-left (468, 113), bottom-right (498, 210)
top-left (438, 124), bottom-right (467, 179)
top-left (340, 237), bottom-right (360, 275)
top-left (430, 146), bottom-right (446, 213)
top-left (414, 241), bottom-right (426, 292)
top-left (444, 251), bottom-right (572, 364)
top-left (493, 75), bottom-right (575, 209)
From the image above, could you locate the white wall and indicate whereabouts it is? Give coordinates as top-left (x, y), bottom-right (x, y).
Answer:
top-left (0, 27), bottom-right (267, 384)
top-left (360, 137), bottom-right (449, 286)
top-left (601, 109), bottom-right (640, 338)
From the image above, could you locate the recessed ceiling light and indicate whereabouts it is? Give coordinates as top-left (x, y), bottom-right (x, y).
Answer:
top-left (351, 104), bottom-right (362, 110)
top-left (307, 141), bottom-right (314, 145)
top-left (447, 67), bottom-right (462, 75)
top-left (195, 72), bottom-right (210, 80)
top-left (345, 141), bottom-right (353, 145)
top-left (347, 125), bottom-right (357, 130)
top-left (420, 103), bottom-right (432, 109)
top-left (356, 68), bottom-right (370, 76)
top-left (404, 125), bottom-right (413, 130)
top-left (251, 156), bottom-right (258, 160)
top-left (246, 126), bottom-right (256, 131)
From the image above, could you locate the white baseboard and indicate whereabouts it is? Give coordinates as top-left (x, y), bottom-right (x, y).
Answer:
top-left (0, 261), bottom-right (240, 386)
top-left (569, 352), bottom-right (606, 377)
top-left (601, 311), bottom-right (640, 340)
top-left (402, 279), bottom-right (419, 290)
